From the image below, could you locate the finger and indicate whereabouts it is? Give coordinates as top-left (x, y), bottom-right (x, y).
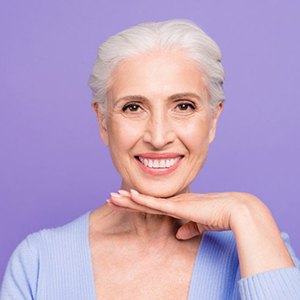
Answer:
top-left (118, 189), bottom-right (131, 196)
top-left (176, 221), bottom-right (200, 240)
top-left (129, 189), bottom-right (179, 217)
top-left (106, 199), bottom-right (139, 213)
top-left (176, 221), bottom-right (204, 240)
top-left (110, 193), bottom-right (181, 219)
top-left (110, 193), bottom-right (168, 216)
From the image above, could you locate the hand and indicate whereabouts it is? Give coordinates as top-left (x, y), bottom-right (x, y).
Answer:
top-left (108, 189), bottom-right (259, 240)
top-left (108, 189), bottom-right (295, 278)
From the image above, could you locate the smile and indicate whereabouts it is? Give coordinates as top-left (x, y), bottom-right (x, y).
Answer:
top-left (137, 156), bottom-right (181, 169)
top-left (134, 153), bottom-right (184, 175)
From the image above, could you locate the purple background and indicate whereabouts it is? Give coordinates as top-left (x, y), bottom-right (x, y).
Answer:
top-left (1, 1), bottom-right (299, 281)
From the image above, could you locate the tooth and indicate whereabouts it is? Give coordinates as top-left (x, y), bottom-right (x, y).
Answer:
top-left (159, 160), bottom-right (166, 168)
top-left (144, 158), bottom-right (148, 167)
top-left (166, 159), bottom-right (171, 167)
top-left (138, 156), bottom-right (182, 169)
top-left (148, 159), bottom-right (153, 168)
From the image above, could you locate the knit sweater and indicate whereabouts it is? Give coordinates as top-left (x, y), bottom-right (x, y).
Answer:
top-left (1, 211), bottom-right (300, 300)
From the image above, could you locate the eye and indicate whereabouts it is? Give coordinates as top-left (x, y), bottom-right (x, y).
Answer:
top-left (175, 102), bottom-right (196, 111)
top-left (122, 103), bottom-right (142, 112)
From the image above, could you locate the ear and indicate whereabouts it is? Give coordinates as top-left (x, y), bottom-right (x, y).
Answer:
top-left (93, 102), bottom-right (109, 146)
top-left (208, 102), bottom-right (223, 144)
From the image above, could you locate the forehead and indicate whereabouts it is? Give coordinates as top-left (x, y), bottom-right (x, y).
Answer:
top-left (108, 50), bottom-right (208, 102)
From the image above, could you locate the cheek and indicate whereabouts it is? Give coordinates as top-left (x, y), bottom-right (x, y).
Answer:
top-left (179, 118), bottom-right (210, 151)
top-left (108, 119), bottom-right (142, 152)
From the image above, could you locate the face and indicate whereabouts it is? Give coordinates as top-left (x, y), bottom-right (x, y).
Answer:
top-left (94, 50), bottom-right (223, 198)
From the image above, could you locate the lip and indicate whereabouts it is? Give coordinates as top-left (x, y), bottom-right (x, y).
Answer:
top-left (136, 152), bottom-right (184, 159)
top-left (133, 154), bottom-right (184, 176)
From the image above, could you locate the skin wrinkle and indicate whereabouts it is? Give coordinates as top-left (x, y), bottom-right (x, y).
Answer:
top-left (87, 25), bottom-right (296, 298)
top-left (112, 92), bottom-right (205, 110)
top-left (101, 48), bottom-right (214, 113)
top-left (93, 50), bottom-right (223, 238)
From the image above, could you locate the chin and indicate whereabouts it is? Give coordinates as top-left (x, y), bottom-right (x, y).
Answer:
top-left (137, 184), bottom-right (189, 198)
top-left (121, 177), bottom-right (190, 198)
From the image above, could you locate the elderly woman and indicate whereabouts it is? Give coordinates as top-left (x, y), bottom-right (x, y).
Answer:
top-left (1, 19), bottom-right (300, 300)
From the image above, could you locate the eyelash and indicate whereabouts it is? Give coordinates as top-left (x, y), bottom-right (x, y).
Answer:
top-left (122, 103), bottom-right (141, 112)
top-left (122, 102), bottom-right (196, 112)
top-left (175, 102), bottom-right (196, 111)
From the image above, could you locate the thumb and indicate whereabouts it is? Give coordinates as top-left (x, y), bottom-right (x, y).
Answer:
top-left (176, 221), bottom-right (204, 240)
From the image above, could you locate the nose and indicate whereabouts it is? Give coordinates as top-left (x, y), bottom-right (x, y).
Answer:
top-left (143, 109), bottom-right (176, 149)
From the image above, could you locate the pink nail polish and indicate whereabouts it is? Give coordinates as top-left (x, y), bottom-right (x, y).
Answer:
top-left (118, 189), bottom-right (130, 196)
top-left (130, 189), bottom-right (139, 195)
top-left (110, 192), bottom-right (121, 198)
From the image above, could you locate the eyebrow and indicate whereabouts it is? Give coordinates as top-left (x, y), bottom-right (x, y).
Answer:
top-left (169, 93), bottom-right (202, 101)
top-left (113, 92), bottom-right (203, 107)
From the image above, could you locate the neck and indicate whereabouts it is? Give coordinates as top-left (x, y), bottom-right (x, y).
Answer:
top-left (110, 181), bottom-right (191, 241)
top-left (124, 211), bottom-right (182, 239)
top-left (92, 183), bottom-right (191, 242)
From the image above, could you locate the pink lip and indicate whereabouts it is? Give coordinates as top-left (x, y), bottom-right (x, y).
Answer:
top-left (136, 152), bottom-right (184, 159)
top-left (133, 154), bottom-right (184, 176)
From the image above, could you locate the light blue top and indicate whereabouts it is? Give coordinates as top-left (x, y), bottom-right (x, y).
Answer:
top-left (1, 211), bottom-right (300, 299)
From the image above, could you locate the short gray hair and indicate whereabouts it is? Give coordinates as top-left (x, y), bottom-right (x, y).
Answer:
top-left (89, 19), bottom-right (225, 112)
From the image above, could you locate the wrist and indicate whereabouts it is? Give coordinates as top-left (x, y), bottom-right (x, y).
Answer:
top-left (229, 194), bottom-right (272, 232)
top-left (229, 194), bottom-right (295, 278)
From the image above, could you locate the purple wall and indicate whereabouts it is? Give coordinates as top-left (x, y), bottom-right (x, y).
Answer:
top-left (1, 1), bottom-right (300, 280)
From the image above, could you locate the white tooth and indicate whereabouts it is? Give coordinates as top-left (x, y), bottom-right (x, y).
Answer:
top-left (159, 160), bottom-right (166, 168)
top-left (144, 158), bottom-right (148, 167)
top-left (140, 157), bottom-right (182, 169)
top-left (148, 159), bottom-right (153, 168)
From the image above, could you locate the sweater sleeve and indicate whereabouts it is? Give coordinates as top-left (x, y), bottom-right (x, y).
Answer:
top-left (0, 233), bottom-right (40, 300)
top-left (238, 232), bottom-right (300, 300)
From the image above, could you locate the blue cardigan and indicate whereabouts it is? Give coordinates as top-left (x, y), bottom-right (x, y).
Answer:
top-left (1, 211), bottom-right (300, 299)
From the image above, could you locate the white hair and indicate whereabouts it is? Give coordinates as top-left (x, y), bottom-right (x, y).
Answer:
top-left (89, 19), bottom-right (225, 112)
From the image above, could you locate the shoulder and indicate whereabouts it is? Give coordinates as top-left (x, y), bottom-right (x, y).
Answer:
top-left (14, 210), bottom-right (91, 256)
top-left (35, 210), bottom-right (91, 247)
top-left (23, 210), bottom-right (92, 270)
top-left (0, 211), bottom-right (91, 299)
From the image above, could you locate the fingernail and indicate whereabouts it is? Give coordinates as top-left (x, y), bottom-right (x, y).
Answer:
top-left (106, 199), bottom-right (112, 204)
top-left (110, 192), bottom-right (121, 198)
top-left (130, 189), bottom-right (139, 195)
top-left (118, 189), bottom-right (130, 196)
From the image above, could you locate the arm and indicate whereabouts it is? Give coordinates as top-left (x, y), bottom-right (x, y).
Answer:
top-left (109, 189), bottom-right (300, 299)
top-left (0, 234), bottom-right (40, 300)
top-left (230, 198), bottom-right (295, 278)
top-left (237, 231), bottom-right (300, 300)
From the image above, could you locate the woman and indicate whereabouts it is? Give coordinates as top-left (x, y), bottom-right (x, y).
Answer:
top-left (1, 19), bottom-right (300, 300)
